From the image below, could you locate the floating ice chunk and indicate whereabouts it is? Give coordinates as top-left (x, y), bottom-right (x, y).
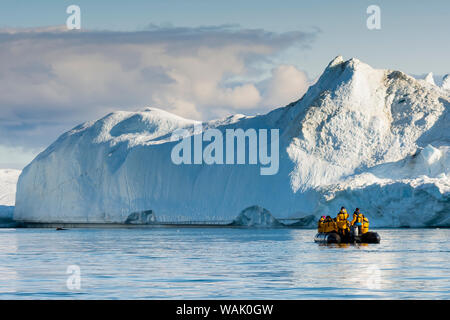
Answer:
top-left (124, 210), bottom-right (157, 224)
top-left (230, 206), bottom-right (282, 227)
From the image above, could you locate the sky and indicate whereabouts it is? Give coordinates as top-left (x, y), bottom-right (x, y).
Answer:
top-left (0, 0), bottom-right (449, 169)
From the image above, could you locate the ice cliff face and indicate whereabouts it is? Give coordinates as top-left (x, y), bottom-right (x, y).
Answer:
top-left (14, 57), bottom-right (450, 227)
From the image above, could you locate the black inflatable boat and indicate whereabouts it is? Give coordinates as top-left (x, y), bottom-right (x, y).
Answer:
top-left (314, 231), bottom-right (380, 244)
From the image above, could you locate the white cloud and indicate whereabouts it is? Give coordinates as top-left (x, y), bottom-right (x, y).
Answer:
top-left (262, 65), bottom-right (310, 108)
top-left (0, 25), bottom-right (317, 167)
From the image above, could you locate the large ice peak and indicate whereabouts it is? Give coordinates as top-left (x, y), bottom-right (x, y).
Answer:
top-left (283, 56), bottom-right (447, 196)
top-left (318, 56), bottom-right (376, 86)
top-left (326, 55), bottom-right (345, 68)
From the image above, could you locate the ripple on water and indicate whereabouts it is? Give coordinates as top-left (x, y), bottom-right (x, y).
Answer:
top-left (0, 228), bottom-right (448, 299)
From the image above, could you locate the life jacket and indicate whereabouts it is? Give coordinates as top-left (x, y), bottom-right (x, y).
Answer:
top-left (323, 219), bottom-right (329, 232)
top-left (361, 217), bottom-right (369, 234)
top-left (331, 220), bottom-right (337, 233)
top-left (336, 210), bottom-right (349, 230)
top-left (318, 217), bottom-right (325, 233)
top-left (355, 213), bottom-right (364, 226)
top-left (324, 218), bottom-right (336, 233)
top-left (351, 212), bottom-right (364, 226)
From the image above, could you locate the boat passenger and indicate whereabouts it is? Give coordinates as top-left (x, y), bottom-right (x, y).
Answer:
top-left (361, 216), bottom-right (369, 234)
top-left (351, 208), bottom-right (365, 234)
top-left (318, 216), bottom-right (325, 233)
top-left (336, 207), bottom-right (350, 236)
top-left (324, 216), bottom-right (337, 233)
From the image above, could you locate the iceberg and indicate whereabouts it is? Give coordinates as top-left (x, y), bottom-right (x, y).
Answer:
top-left (0, 169), bottom-right (20, 207)
top-left (230, 206), bottom-right (283, 227)
top-left (14, 57), bottom-right (450, 227)
top-left (0, 169), bottom-right (21, 226)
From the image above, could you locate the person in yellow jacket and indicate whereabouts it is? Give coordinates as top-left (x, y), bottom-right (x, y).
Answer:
top-left (361, 216), bottom-right (369, 234)
top-left (332, 218), bottom-right (338, 233)
top-left (323, 216), bottom-right (337, 233)
top-left (351, 208), bottom-right (361, 225)
top-left (317, 216), bottom-right (325, 233)
top-left (351, 208), bottom-right (369, 234)
top-left (336, 207), bottom-right (350, 236)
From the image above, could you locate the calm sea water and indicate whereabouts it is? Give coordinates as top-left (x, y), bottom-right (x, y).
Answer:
top-left (0, 227), bottom-right (449, 299)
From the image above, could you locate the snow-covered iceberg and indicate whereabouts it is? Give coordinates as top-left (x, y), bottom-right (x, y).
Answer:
top-left (230, 206), bottom-right (283, 227)
top-left (14, 57), bottom-right (450, 227)
top-left (0, 169), bottom-right (20, 207)
top-left (0, 169), bottom-right (21, 227)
